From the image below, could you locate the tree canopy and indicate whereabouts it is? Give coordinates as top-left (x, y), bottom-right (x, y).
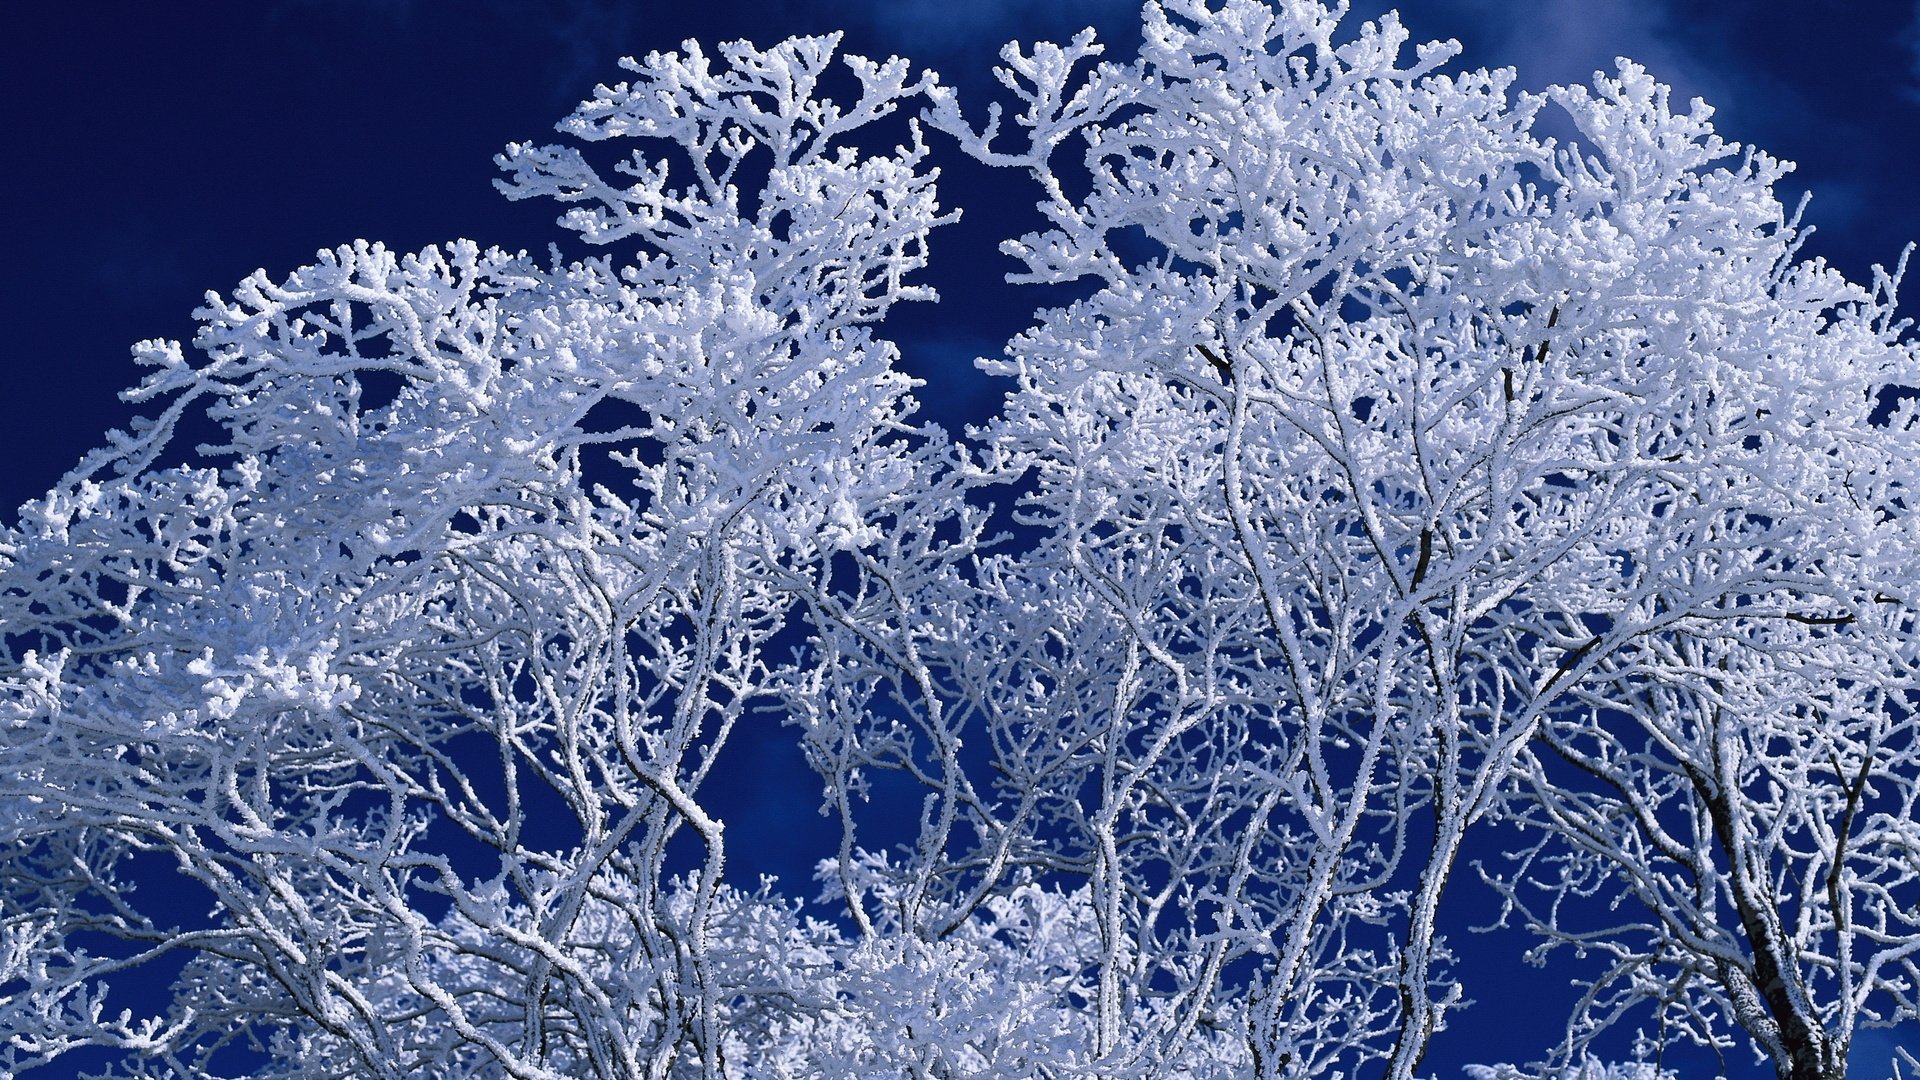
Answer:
top-left (3, 2), bottom-right (1917, 1077)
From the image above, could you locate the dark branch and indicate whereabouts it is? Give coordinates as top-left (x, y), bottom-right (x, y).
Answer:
top-left (1411, 527), bottom-right (1433, 589)
top-left (1196, 343), bottom-right (1233, 382)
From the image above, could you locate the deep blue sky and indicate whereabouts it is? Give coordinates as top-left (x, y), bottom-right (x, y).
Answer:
top-left (7, 2), bottom-right (1919, 1075)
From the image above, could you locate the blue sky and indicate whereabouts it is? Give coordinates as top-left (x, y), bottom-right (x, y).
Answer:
top-left (6, 2), bottom-right (1918, 1075)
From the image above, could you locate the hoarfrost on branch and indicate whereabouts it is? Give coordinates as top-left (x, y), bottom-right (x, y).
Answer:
top-left (3, 3), bottom-right (1916, 1078)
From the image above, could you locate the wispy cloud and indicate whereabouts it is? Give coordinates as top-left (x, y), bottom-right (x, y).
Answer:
top-left (1386, 0), bottom-right (1831, 167)
top-left (1400, 0), bottom-right (1732, 105)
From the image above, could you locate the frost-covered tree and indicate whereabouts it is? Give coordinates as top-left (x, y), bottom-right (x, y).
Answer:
top-left (1465, 1060), bottom-right (1677, 1080)
top-left (3, 2), bottom-right (1916, 1078)
top-left (1477, 533), bottom-right (1920, 1080)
